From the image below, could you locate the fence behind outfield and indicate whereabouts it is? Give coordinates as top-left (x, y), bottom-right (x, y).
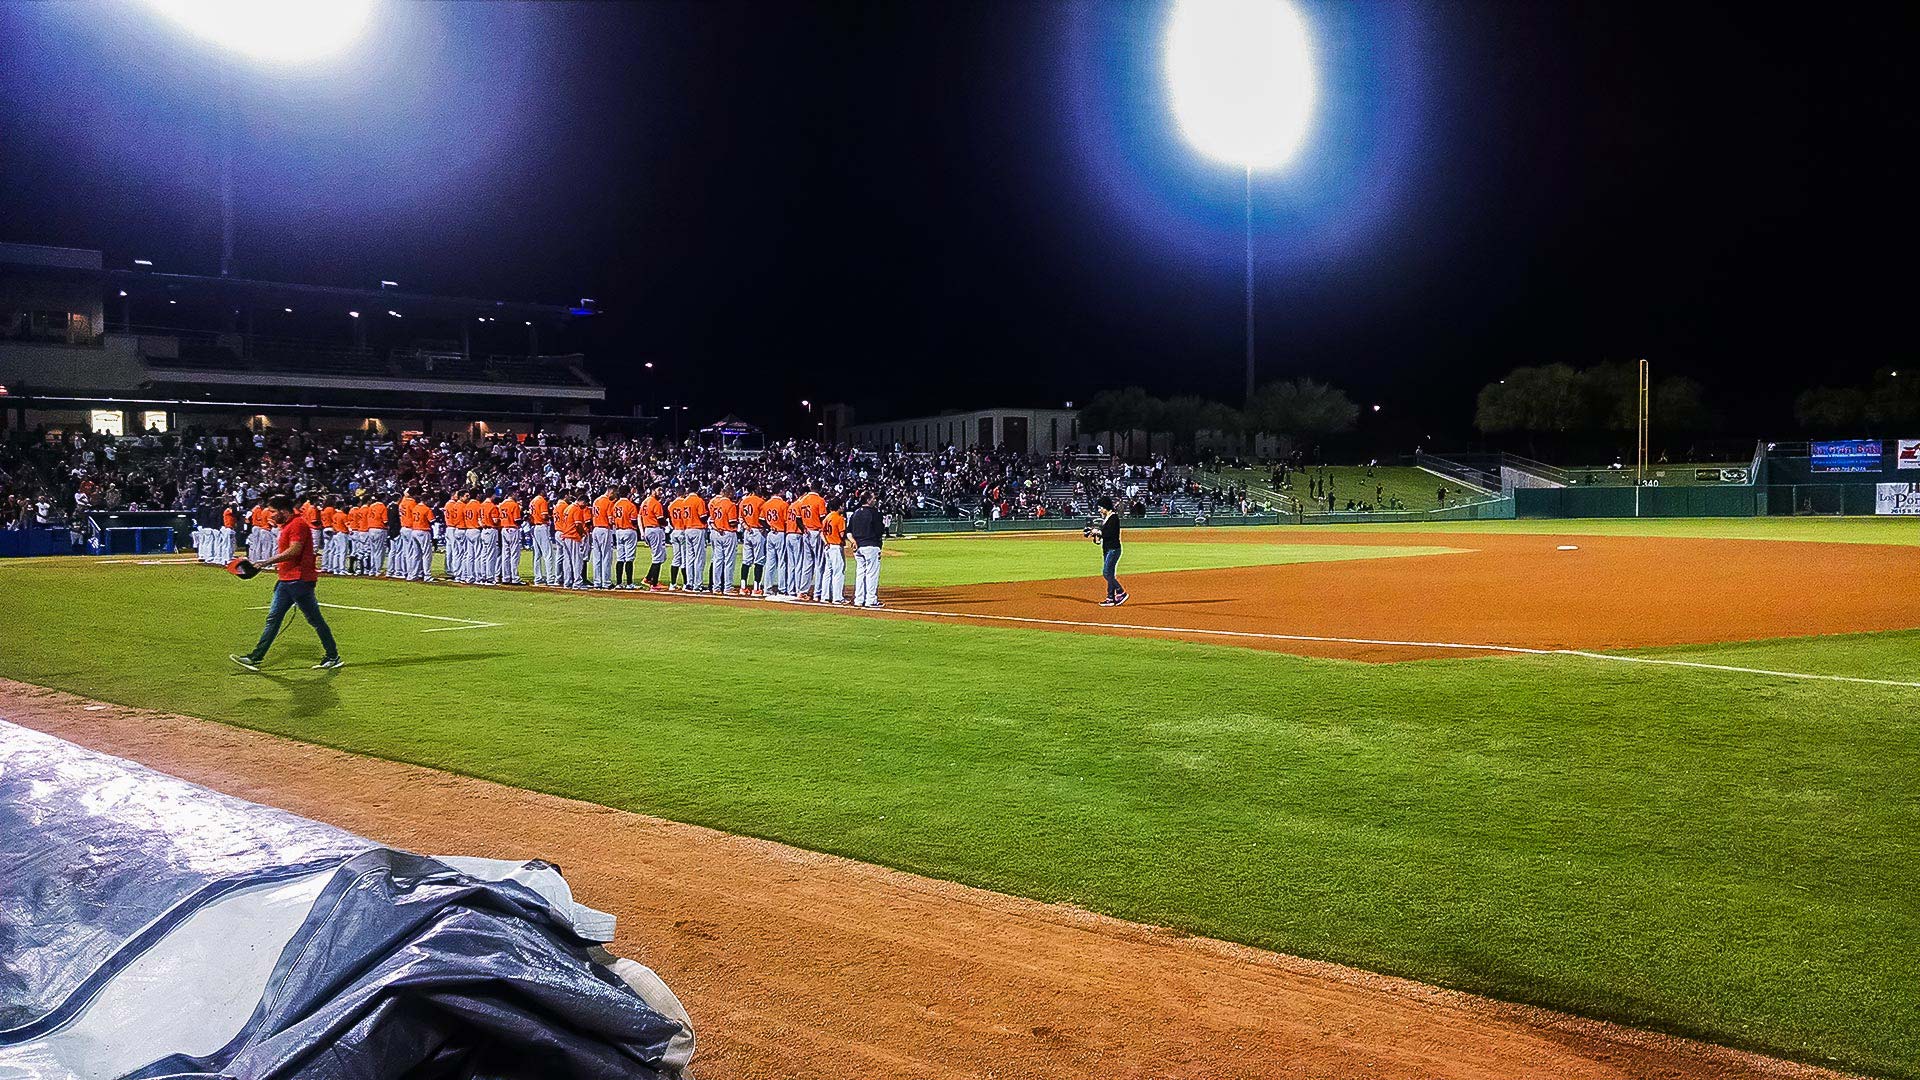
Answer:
top-left (895, 498), bottom-right (1516, 535)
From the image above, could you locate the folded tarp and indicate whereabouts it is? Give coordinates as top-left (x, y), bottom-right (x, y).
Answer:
top-left (0, 720), bottom-right (694, 1080)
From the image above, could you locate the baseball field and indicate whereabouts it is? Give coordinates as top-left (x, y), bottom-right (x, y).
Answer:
top-left (3, 517), bottom-right (1916, 1079)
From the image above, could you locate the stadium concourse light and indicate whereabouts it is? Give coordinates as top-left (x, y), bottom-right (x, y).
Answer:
top-left (1164, 0), bottom-right (1315, 403)
top-left (142, 0), bottom-right (375, 64)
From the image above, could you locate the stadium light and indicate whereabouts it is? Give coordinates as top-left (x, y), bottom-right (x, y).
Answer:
top-left (380, 280), bottom-right (398, 288)
top-left (348, 310), bottom-right (360, 318)
top-left (1372, 404), bottom-right (1382, 412)
top-left (143, 0), bottom-right (374, 64)
top-left (1165, 0), bottom-right (1316, 403)
top-left (386, 310), bottom-right (402, 318)
top-left (1166, 0), bottom-right (1314, 170)
top-left (644, 362), bottom-right (654, 369)
top-left (283, 307), bottom-right (293, 313)
top-left (133, 258), bottom-right (154, 267)
top-left (118, 290), bottom-right (128, 298)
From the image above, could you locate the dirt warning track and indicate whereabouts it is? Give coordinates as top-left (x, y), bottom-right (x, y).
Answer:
top-left (888, 532), bottom-right (1920, 660)
top-left (1, 678), bottom-right (1855, 1080)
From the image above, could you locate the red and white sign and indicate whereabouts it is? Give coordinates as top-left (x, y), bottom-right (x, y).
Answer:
top-left (1898, 439), bottom-right (1920, 470)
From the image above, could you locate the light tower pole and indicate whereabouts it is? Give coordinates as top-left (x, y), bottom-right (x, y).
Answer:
top-left (1243, 164), bottom-right (1255, 403)
top-left (1164, 0), bottom-right (1315, 407)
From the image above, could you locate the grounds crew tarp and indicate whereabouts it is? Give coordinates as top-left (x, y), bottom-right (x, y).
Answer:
top-left (0, 720), bottom-right (694, 1080)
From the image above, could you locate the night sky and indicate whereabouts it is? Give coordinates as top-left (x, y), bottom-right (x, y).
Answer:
top-left (1, 1), bottom-right (1910, 442)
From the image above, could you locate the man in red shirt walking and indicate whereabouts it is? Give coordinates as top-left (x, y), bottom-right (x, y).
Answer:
top-left (231, 494), bottom-right (342, 671)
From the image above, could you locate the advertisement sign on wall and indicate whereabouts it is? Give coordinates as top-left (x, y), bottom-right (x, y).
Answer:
top-left (1875, 483), bottom-right (1920, 515)
top-left (1898, 439), bottom-right (1920, 470)
top-left (1812, 440), bottom-right (1883, 472)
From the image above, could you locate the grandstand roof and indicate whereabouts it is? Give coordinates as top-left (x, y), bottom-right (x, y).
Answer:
top-left (0, 256), bottom-right (589, 323)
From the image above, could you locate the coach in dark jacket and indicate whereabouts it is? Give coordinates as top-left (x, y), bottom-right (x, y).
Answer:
top-left (848, 495), bottom-right (884, 607)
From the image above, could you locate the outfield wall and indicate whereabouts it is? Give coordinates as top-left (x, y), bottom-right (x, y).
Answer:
top-left (1515, 486), bottom-right (1762, 518)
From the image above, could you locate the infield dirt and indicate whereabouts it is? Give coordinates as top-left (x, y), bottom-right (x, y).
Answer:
top-left (886, 532), bottom-right (1920, 660)
top-left (1, 677), bottom-right (1858, 1080)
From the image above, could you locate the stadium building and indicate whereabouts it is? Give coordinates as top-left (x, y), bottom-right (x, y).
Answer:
top-left (0, 241), bottom-right (616, 440)
top-left (845, 405), bottom-right (1088, 454)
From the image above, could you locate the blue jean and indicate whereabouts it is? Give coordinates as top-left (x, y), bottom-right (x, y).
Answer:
top-left (249, 580), bottom-right (338, 661)
top-left (1102, 548), bottom-right (1123, 598)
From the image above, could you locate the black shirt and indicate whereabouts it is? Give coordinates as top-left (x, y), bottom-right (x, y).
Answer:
top-left (848, 506), bottom-right (883, 548)
top-left (1099, 511), bottom-right (1121, 552)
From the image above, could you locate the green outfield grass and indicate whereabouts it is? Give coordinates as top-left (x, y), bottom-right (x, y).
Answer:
top-left (1, 528), bottom-right (1916, 1077)
top-left (879, 536), bottom-right (1464, 588)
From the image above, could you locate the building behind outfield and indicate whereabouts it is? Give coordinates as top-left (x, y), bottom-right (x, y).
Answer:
top-left (0, 241), bottom-right (620, 440)
top-left (845, 406), bottom-right (1089, 454)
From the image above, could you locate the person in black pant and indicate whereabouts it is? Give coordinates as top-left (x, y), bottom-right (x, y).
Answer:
top-left (1091, 495), bottom-right (1127, 606)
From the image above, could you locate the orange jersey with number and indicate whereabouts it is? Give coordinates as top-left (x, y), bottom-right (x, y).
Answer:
top-left (739, 494), bottom-right (765, 528)
top-left (709, 495), bottom-right (739, 531)
top-left (498, 498), bottom-right (521, 528)
top-left (640, 495), bottom-right (665, 528)
top-left (822, 510), bottom-right (846, 546)
top-left (796, 492), bottom-right (826, 530)
top-left (761, 496), bottom-right (789, 532)
top-left (612, 498), bottom-right (638, 530)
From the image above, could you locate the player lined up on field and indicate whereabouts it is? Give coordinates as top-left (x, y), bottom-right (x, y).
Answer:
top-left (194, 482), bottom-right (886, 607)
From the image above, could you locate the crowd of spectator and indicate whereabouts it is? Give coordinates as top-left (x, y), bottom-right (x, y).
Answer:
top-left (2, 427), bottom-right (1267, 534)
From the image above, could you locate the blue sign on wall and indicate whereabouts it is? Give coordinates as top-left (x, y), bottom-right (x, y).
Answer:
top-left (1811, 440), bottom-right (1883, 473)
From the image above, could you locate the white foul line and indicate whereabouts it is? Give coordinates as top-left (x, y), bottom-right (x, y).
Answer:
top-left (879, 606), bottom-right (1920, 689)
top-left (250, 601), bottom-right (498, 633)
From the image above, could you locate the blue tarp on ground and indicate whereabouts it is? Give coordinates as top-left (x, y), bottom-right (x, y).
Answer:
top-left (0, 720), bottom-right (694, 1080)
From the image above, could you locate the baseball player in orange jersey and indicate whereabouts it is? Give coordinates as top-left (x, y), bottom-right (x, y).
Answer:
top-left (817, 498), bottom-right (850, 603)
top-left (457, 491), bottom-right (483, 583)
top-left (394, 488), bottom-right (417, 579)
top-left (343, 501), bottom-right (363, 574)
top-left (759, 490), bottom-right (790, 597)
top-left (683, 488), bottom-right (710, 592)
top-left (639, 485), bottom-right (669, 590)
top-left (570, 494), bottom-right (595, 588)
top-left (365, 496), bottom-right (391, 577)
top-left (405, 489), bottom-right (435, 582)
top-left (794, 487), bottom-right (827, 600)
top-left (779, 489), bottom-right (804, 599)
top-left (589, 486), bottom-right (616, 590)
top-left (610, 486), bottom-right (640, 589)
top-left (738, 486), bottom-right (767, 596)
top-left (497, 491), bottom-right (523, 584)
top-left (555, 492), bottom-right (586, 589)
top-left (708, 487), bottom-right (742, 593)
top-left (665, 491), bottom-right (686, 590)
top-left (529, 489), bottom-right (555, 585)
top-left (551, 493), bottom-right (574, 587)
top-left (475, 493), bottom-right (501, 584)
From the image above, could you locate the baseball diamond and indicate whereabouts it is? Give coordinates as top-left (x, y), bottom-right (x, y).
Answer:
top-left (2, 2), bottom-right (1916, 1077)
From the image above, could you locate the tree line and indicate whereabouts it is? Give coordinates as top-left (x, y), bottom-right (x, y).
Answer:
top-left (1793, 368), bottom-right (1918, 431)
top-left (1077, 380), bottom-right (1359, 457)
top-left (1472, 362), bottom-right (1712, 439)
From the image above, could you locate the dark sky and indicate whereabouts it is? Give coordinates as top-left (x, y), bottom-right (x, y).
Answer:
top-left (1, 1), bottom-right (1911, 442)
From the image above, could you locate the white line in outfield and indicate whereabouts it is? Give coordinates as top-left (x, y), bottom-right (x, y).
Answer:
top-left (249, 602), bottom-right (498, 633)
top-left (880, 606), bottom-right (1920, 689)
top-left (1554, 651), bottom-right (1920, 689)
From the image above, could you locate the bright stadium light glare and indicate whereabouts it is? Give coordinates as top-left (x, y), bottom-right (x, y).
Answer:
top-left (143, 0), bottom-right (375, 65)
top-left (1165, 0), bottom-right (1316, 170)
